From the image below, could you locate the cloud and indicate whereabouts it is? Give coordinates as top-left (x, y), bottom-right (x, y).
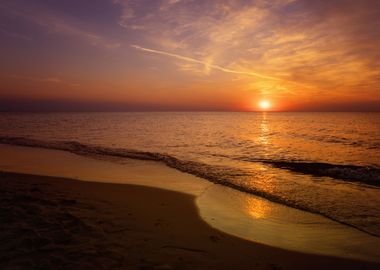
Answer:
top-left (131, 44), bottom-right (281, 81)
top-left (118, 0), bottom-right (380, 98)
top-left (5, 75), bottom-right (80, 87)
top-left (0, 1), bottom-right (120, 49)
top-left (0, 27), bottom-right (31, 41)
top-left (1, 0), bottom-right (379, 109)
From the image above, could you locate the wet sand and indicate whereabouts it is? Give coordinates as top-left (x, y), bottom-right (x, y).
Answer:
top-left (0, 171), bottom-right (378, 269)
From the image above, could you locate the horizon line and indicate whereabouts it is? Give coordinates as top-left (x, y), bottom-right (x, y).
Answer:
top-left (1, 110), bottom-right (379, 113)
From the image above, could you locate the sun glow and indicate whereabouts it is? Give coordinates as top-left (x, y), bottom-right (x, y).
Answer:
top-left (259, 100), bottom-right (271, 110)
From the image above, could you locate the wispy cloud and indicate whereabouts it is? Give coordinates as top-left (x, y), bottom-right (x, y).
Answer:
top-left (0, 27), bottom-right (31, 41)
top-left (131, 44), bottom-right (280, 81)
top-left (121, 0), bottom-right (380, 98)
top-left (46, 20), bottom-right (121, 49)
top-left (0, 2), bottom-right (120, 49)
top-left (131, 44), bottom-right (310, 92)
top-left (6, 75), bottom-right (80, 87)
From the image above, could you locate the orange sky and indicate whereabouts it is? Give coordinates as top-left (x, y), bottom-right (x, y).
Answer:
top-left (0, 0), bottom-right (379, 111)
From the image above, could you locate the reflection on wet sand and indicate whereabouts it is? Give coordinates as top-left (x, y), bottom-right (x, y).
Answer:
top-left (197, 184), bottom-right (380, 262)
top-left (244, 195), bottom-right (271, 219)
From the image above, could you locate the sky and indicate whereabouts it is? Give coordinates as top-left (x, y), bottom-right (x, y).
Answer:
top-left (0, 0), bottom-right (379, 111)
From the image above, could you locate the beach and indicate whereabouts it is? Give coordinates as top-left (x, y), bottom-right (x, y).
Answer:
top-left (0, 112), bottom-right (379, 269)
top-left (1, 171), bottom-right (378, 270)
top-left (2, 0), bottom-right (380, 267)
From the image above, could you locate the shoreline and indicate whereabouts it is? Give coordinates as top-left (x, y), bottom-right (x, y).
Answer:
top-left (1, 143), bottom-right (380, 263)
top-left (0, 136), bottom-right (378, 238)
top-left (1, 171), bottom-right (379, 269)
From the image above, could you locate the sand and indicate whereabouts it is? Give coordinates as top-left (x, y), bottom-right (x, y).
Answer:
top-left (0, 171), bottom-right (378, 270)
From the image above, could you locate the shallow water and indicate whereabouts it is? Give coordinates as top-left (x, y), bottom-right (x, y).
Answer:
top-left (0, 112), bottom-right (379, 236)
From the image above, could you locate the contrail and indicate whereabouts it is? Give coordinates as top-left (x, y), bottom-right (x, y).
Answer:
top-left (131, 44), bottom-right (280, 81)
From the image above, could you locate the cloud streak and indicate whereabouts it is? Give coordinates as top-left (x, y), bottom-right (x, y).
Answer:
top-left (0, 1), bottom-right (120, 49)
top-left (131, 44), bottom-right (280, 81)
top-left (5, 75), bottom-right (80, 87)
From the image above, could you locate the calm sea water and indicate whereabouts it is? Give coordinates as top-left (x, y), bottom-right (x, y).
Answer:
top-left (0, 112), bottom-right (379, 236)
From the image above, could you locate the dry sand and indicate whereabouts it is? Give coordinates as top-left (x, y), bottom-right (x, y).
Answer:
top-left (0, 171), bottom-right (378, 270)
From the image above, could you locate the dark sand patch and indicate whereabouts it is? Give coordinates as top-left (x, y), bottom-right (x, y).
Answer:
top-left (0, 171), bottom-right (378, 269)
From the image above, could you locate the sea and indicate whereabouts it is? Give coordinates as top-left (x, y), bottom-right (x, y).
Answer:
top-left (0, 112), bottom-right (379, 237)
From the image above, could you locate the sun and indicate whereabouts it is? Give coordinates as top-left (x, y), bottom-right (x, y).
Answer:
top-left (258, 100), bottom-right (271, 110)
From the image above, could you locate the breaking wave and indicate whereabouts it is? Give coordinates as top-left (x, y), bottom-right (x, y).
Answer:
top-left (235, 157), bottom-right (380, 187)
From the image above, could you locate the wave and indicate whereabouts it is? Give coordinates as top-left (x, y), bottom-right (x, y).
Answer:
top-left (236, 157), bottom-right (380, 187)
top-left (1, 135), bottom-right (379, 192)
top-left (290, 132), bottom-right (380, 150)
top-left (263, 161), bottom-right (380, 186)
top-left (1, 136), bottom-right (379, 237)
top-left (0, 135), bottom-right (245, 186)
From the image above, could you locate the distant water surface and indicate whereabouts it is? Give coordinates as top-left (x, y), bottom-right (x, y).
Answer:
top-left (0, 112), bottom-right (379, 236)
